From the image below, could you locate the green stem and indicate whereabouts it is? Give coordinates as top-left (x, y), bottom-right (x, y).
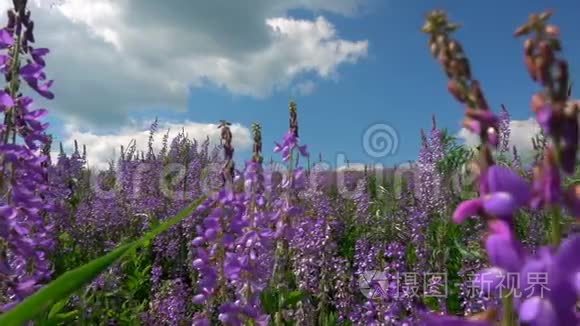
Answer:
top-left (274, 312), bottom-right (283, 326)
top-left (501, 292), bottom-right (516, 326)
top-left (550, 205), bottom-right (562, 246)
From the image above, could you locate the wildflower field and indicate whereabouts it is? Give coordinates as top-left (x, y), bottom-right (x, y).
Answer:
top-left (0, 1), bottom-right (578, 325)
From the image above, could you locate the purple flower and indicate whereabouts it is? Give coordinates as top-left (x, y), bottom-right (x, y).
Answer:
top-left (0, 91), bottom-right (14, 109)
top-left (0, 2), bottom-right (56, 309)
top-left (145, 278), bottom-right (192, 325)
top-left (535, 105), bottom-right (553, 134)
top-left (273, 131), bottom-right (308, 162)
top-left (453, 165), bottom-right (531, 223)
top-left (531, 149), bottom-right (580, 218)
top-left (533, 103), bottom-right (579, 174)
top-left (517, 235), bottom-right (580, 326)
top-left (420, 313), bottom-right (493, 326)
top-left (0, 28), bottom-right (13, 48)
top-left (464, 108), bottom-right (500, 148)
top-left (470, 224), bottom-right (579, 325)
top-left (30, 48), bottom-right (49, 66)
top-left (487, 219), bottom-right (524, 261)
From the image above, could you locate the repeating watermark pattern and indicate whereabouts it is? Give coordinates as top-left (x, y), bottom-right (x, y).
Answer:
top-left (362, 123), bottom-right (399, 158)
top-left (84, 123), bottom-right (475, 201)
top-left (358, 271), bottom-right (550, 300)
top-left (85, 155), bottom-right (477, 201)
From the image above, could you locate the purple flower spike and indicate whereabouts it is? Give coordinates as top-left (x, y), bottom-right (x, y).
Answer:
top-left (273, 131), bottom-right (308, 162)
top-left (0, 1), bottom-right (57, 308)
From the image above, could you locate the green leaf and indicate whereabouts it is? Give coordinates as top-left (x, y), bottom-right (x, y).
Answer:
top-left (53, 310), bottom-right (79, 322)
top-left (46, 298), bottom-right (68, 319)
top-left (323, 311), bottom-right (338, 326)
top-left (260, 288), bottom-right (280, 314)
top-left (281, 290), bottom-right (304, 308)
top-left (453, 238), bottom-right (484, 260)
top-left (0, 196), bottom-right (207, 326)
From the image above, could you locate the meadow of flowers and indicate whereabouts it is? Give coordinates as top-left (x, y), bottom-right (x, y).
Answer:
top-left (0, 1), bottom-right (578, 325)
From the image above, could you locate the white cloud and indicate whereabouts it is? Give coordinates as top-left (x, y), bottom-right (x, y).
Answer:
top-left (56, 121), bottom-right (251, 170)
top-left (292, 80), bottom-right (317, 96)
top-left (14, 0), bottom-right (369, 127)
top-left (457, 117), bottom-right (541, 162)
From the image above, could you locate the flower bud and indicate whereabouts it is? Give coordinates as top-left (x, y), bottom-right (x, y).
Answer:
top-left (538, 41), bottom-right (554, 65)
top-left (437, 52), bottom-right (448, 66)
top-left (24, 20), bottom-right (34, 43)
top-left (525, 55), bottom-right (538, 81)
top-left (486, 127), bottom-right (499, 147)
top-left (471, 81), bottom-right (488, 110)
top-left (7, 10), bottom-right (15, 30)
top-left (538, 11), bottom-right (553, 22)
top-left (545, 24), bottom-right (560, 37)
top-left (447, 80), bottom-right (465, 102)
top-left (535, 57), bottom-right (549, 85)
top-left (459, 58), bottom-right (471, 80)
top-left (12, 0), bottom-right (27, 14)
top-left (447, 40), bottom-right (461, 53)
top-left (448, 59), bottom-right (461, 77)
top-left (557, 60), bottom-right (569, 94)
top-left (524, 39), bottom-right (535, 56)
top-left (429, 42), bottom-right (439, 57)
top-left (514, 24), bottom-right (531, 36)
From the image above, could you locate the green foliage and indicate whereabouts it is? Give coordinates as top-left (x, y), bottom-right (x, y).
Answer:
top-left (319, 311), bottom-right (339, 326)
top-left (437, 130), bottom-right (473, 175)
top-left (261, 287), bottom-right (306, 325)
top-left (0, 196), bottom-right (206, 326)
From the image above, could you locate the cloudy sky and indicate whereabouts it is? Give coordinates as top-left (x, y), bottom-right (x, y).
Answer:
top-left (7, 0), bottom-right (580, 168)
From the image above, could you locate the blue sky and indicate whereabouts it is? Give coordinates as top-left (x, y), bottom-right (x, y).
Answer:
top-left (28, 0), bottom-right (580, 169)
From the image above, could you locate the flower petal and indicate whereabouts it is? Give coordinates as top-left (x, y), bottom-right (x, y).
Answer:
top-left (485, 230), bottom-right (524, 273)
top-left (0, 91), bottom-right (14, 108)
top-left (519, 297), bottom-right (558, 326)
top-left (554, 234), bottom-right (580, 273)
top-left (474, 267), bottom-right (507, 297)
top-left (482, 192), bottom-right (517, 217)
top-left (421, 313), bottom-right (492, 326)
top-left (0, 29), bottom-right (13, 48)
top-left (452, 199), bottom-right (483, 224)
top-left (486, 165), bottom-right (531, 205)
